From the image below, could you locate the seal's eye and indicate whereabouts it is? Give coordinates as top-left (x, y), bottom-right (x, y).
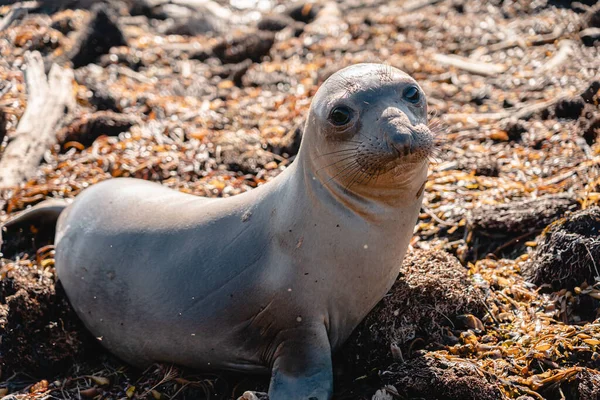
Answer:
top-left (329, 106), bottom-right (353, 126)
top-left (403, 86), bottom-right (421, 104)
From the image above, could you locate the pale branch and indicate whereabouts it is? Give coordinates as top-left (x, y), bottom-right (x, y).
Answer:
top-left (432, 53), bottom-right (507, 77)
top-left (0, 6), bottom-right (27, 32)
top-left (0, 51), bottom-right (74, 190)
top-left (536, 40), bottom-right (574, 73)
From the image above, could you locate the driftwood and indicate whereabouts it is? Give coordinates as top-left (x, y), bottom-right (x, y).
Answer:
top-left (432, 53), bottom-right (507, 77)
top-left (442, 96), bottom-right (566, 123)
top-left (0, 51), bottom-right (74, 190)
top-left (303, 1), bottom-right (345, 37)
top-left (401, 0), bottom-right (443, 12)
top-left (0, 7), bottom-right (27, 32)
top-left (537, 40), bottom-right (574, 72)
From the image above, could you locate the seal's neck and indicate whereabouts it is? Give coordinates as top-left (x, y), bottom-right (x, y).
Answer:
top-left (293, 151), bottom-right (428, 222)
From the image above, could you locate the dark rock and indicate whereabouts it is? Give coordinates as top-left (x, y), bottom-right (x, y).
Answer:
top-left (99, 50), bottom-right (144, 71)
top-left (457, 157), bottom-right (500, 177)
top-left (90, 87), bottom-right (121, 112)
top-left (452, 0), bottom-right (466, 13)
top-left (466, 194), bottom-right (580, 260)
top-left (130, 0), bottom-right (229, 35)
top-left (501, 118), bottom-right (527, 141)
top-left (212, 31), bottom-right (275, 64)
top-left (503, 98), bottom-right (516, 108)
top-left (258, 14), bottom-right (296, 32)
top-left (129, 0), bottom-right (160, 18)
top-left (231, 60), bottom-right (253, 87)
top-left (379, 356), bottom-right (504, 400)
top-left (189, 48), bottom-right (212, 62)
top-left (56, 111), bottom-right (141, 151)
top-left (287, 2), bottom-right (320, 23)
top-left (582, 115), bottom-right (600, 145)
top-left (524, 207), bottom-right (600, 291)
top-left (211, 59), bottom-right (253, 87)
top-left (581, 80), bottom-right (600, 104)
top-left (35, 0), bottom-right (124, 11)
top-left (585, 4), bottom-right (600, 28)
top-left (555, 97), bottom-right (585, 119)
top-left (129, 0), bottom-right (185, 20)
top-left (468, 194), bottom-right (580, 236)
top-left (50, 12), bottom-right (79, 35)
top-left (470, 86), bottom-right (491, 106)
top-left (211, 59), bottom-right (252, 86)
top-left (581, 27), bottom-right (600, 47)
top-left (164, 14), bottom-right (224, 36)
top-left (342, 249), bottom-right (485, 372)
top-left (77, 77), bottom-right (122, 112)
top-left (68, 5), bottom-right (126, 68)
top-left (0, 109), bottom-right (6, 145)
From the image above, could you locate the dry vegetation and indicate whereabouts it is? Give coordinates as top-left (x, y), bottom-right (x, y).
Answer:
top-left (0, 0), bottom-right (600, 399)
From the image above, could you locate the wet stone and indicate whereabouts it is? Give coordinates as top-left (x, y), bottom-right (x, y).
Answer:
top-left (555, 97), bottom-right (586, 119)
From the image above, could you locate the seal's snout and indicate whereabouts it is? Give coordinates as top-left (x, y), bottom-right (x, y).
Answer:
top-left (380, 107), bottom-right (416, 157)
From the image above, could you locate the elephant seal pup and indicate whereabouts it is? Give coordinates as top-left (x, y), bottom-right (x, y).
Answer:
top-left (1, 64), bottom-right (433, 400)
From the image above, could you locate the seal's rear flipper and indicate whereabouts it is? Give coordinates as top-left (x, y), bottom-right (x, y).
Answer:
top-left (0, 199), bottom-right (71, 254)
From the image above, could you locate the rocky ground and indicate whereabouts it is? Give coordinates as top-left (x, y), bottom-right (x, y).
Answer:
top-left (0, 0), bottom-right (599, 399)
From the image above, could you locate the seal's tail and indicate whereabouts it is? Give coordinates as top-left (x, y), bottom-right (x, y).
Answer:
top-left (0, 199), bottom-right (70, 245)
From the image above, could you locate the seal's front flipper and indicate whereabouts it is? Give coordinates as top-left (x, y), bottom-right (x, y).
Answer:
top-left (268, 325), bottom-right (333, 400)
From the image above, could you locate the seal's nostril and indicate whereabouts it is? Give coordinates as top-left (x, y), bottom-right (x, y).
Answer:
top-left (388, 133), bottom-right (413, 156)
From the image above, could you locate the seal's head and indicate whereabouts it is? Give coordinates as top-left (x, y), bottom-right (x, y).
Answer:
top-left (302, 63), bottom-right (433, 197)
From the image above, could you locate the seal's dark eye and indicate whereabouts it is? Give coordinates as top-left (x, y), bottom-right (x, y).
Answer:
top-left (403, 86), bottom-right (420, 104)
top-left (329, 106), bottom-right (353, 126)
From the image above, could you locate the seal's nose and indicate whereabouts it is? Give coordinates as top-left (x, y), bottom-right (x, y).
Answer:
top-left (380, 107), bottom-right (413, 156)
